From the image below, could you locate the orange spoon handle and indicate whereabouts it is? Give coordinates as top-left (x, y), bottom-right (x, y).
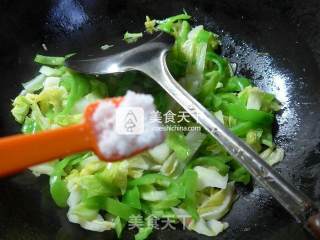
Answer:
top-left (0, 123), bottom-right (94, 177)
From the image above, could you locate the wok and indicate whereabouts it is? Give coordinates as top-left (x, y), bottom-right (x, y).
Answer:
top-left (0, 0), bottom-right (320, 239)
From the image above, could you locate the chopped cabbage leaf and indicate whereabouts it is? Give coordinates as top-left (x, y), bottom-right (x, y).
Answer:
top-left (194, 166), bottom-right (228, 190)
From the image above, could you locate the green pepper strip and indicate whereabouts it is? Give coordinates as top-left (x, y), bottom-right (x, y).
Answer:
top-left (34, 54), bottom-right (65, 66)
top-left (122, 186), bottom-right (142, 209)
top-left (158, 13), bottom-right (191, 33)
top-left (199, 52), bottom-right (230, 99)
top-left (60, 71), bottom-right (91, 114)
top-left (128, 173), bottom-right (172, 188)
top-left (150, 199), bottom-right (181, 210)
top-left (166, 132), bottom-right (190, 161)
top-left (166, 178), bottom-right (186, 200)
top-left (230, 121), bottom-right (257, 137)
top-left (222, 76), bottom-right (251, 92)
top-left (172, 20), bottom-right (190, 58)
top-left (50, 153), bottom-right (86, 207)
top-left (85, 196), bottom-right (139, 220)
top-left (189, 156), bottom-right (231, 175)
top-left (115, 216), bottom-right (125, 238)
top-left (229, 159), bottom-right (251, 184)
top-left (230, 167), bottom-right (251, 185)
top-left (223, 103), bottom-right (274, 126)
top-left (105, 198), bottom-right (139, 220)
top-left (181, 169), bottom-right (199, 220)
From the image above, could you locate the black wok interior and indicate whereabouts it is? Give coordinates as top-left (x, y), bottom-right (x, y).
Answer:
top-left (0, 0), bottom-right (320, 239)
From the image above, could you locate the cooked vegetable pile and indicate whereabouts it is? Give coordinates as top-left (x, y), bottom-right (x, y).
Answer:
top-left (11, 13), bottom-right (284, 239)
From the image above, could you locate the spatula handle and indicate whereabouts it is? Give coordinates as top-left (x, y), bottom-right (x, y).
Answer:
top-left (0, 123), bottom-right (93, 176)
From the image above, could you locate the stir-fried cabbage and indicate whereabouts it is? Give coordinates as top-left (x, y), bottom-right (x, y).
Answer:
top-left (11, 13), bottom-right (284, 240)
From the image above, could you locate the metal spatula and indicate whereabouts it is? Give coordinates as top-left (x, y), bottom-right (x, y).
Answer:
top-left (66, 33), bottom-right (320, 238)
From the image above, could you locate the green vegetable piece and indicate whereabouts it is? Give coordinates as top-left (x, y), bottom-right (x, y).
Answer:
top-left (82, 196), bottom-right (104, 209)
top-left (230, 121), bottom-right (256, 137)
top-left (128, 173), bottom-right (172, 188)
top-left (11, 96), bottom-right (31, 123)
top-left (181, 169), bottom-right (199, 220)
top-left (39, 65), bottom-right (66, 77)
top-left (166, 132), bottom-right (190, 161)
top-left (22, 117), bottom-right (41, 134)
top-left (95, 161), bottom-right (128, 194)
top-left (246, 129), bottom-right (263, 152)
top-left (50, 153), bottom-right (86, 207)
top-left (123, 32), bottom-right (143, 43)
top-left (171, 20), bottom-right (190, 59)
top-left (157, 13), bottom-right (191, 33)
top-left (229, 159), bottom-right (251, 184)
top-left (145, 16), bottom-right (156, 34)
top-left (115, 216), bottom-right (125, 238)
top-left (34, 54), bottom-right (65, 66)
top-left (105, 198), bottom-right (140, 220)
top-left (135, 226), bottom-right (153, 240)
top-left (80, 175), bottom-right (119, 199)
top-left (199, 52), bottom-right (230, 100)
top-left (122, 186), bottom-right (142, 209)
top-left (261, 129), bottom-right (274, 147)
top-left (196, 29), bottom-right (211, 43)
top-left (223, 103), bottom-right (274, 126)
top-left (166, 178), bottom-right (186, 200)
top-left (50, 179), bottom-right (69, 208)
top-left (100, 44), bottom-right (114, 51)
top-left (230, 167), bottom-right (251, 185)
top-left (198, 182), bottom-right (235, 220)
top-left (71, 202), bottom-right (98, 221)
top-left (189, 156), bottom-right (231, 175)
top-left (179, 20), bottom-right (191, 41)
top-left (223, 76), bottom-right (251, 92)
top-left (153, 91), bottom-right (170, 113)
top-left (90, 78), bottom-right (108, 98)
top-left (85, 196), bottom-right (139, 220)
top-left (60, 71), bottom-right (91, 114)
top-left (150, 199), bottom-right (181, 210)
top-left (21, 74), bottom-right (46, 94)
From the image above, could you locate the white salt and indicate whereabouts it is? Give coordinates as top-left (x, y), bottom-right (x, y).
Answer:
top-left (92, 90), bottom-right (164, 159)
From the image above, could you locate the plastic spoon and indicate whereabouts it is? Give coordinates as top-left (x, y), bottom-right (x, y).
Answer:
top-left (0, 96), bottom-right (155, 177)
